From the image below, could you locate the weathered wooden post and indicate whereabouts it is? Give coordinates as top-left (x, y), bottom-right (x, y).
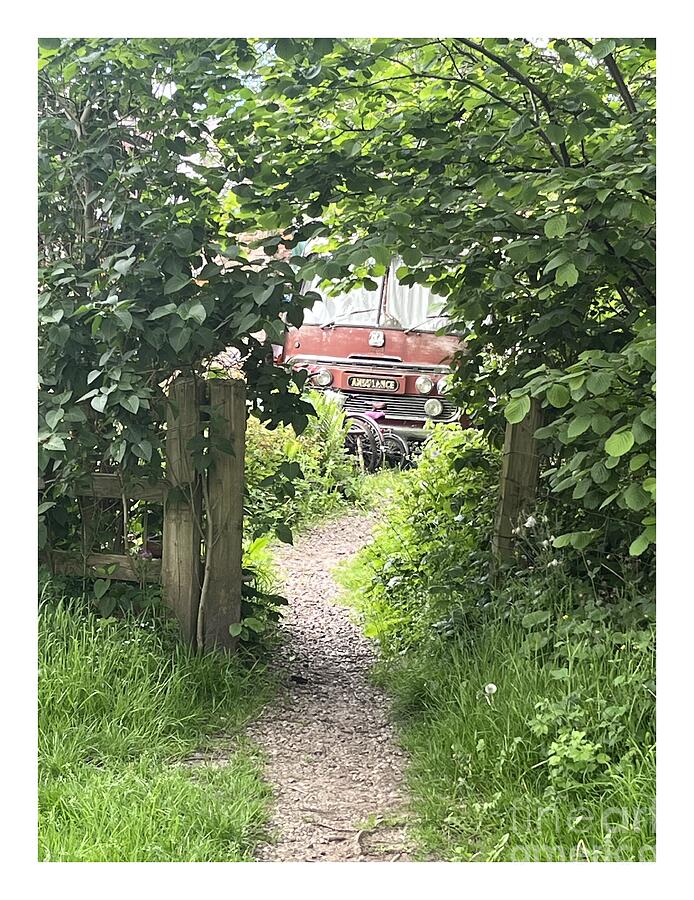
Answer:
top-left (492, 399), bottom-right (543, 566)
top-left (201, 377), bottom-right (246, 652)
top-left (162, 376), bottom-right (203, 643)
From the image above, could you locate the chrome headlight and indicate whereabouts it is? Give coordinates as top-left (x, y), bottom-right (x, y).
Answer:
top-left (415, 375), bottom-right (434, 394)
top-left (313, 368), bottom-right (333, 387)
top-left (437, 375), bottom-right (452, 394)
top-left (424, 398), bottom-right (443, 417)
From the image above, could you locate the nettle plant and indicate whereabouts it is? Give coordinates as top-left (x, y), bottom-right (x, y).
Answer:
top-left (38, 38), bottom-right (316, 544)
top-left (505, 315), bottom-right (655, 557)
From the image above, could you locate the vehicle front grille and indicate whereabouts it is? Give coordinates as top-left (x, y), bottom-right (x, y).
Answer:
top-left (340, 391), bottom-right (458, 422)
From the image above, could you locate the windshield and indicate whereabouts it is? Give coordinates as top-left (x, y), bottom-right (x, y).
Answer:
top-left (302, 260), bottom-right (452, 332)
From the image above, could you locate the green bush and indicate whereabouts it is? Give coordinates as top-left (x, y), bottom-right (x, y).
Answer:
top-left (339, 423), bottom-right (655, 861)
top-left (245, 390), bottom-right (360, 541)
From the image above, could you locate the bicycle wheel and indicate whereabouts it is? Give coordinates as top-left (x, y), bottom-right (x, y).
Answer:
top-left (344, 414), bottom-right (384, 472)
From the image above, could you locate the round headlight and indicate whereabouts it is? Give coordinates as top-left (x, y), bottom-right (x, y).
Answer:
top-left (313, 368), bottom-right (333, 387)
top-left (415, 375), bottom-right (434, 394)
top-left (424, 398), bottom-right (443, 417)
top-left (437, 375), bottom-right (452, 395)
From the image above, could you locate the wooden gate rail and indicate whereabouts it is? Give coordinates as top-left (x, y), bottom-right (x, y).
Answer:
top-left (51, 550), bottom-right (162, 583)
top-left (46, 374), bottom-right (247, 651)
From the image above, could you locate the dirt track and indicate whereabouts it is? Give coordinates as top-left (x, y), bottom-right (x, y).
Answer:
top-left (246, 511), bottom-right (412, 862)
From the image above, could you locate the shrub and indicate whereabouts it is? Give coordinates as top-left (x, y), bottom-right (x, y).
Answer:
top-left (245, 390), bottom-right (359, 541)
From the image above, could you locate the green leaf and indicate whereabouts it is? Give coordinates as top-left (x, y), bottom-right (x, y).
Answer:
top-left (185, 301), bottom-right (207, 325)
top-left (586, 371), bottom-right (612, 395)
top-left (119, 395), bottom-right (140, 414)
top-left (275, 38), bottom-right (301, 60)
top-left (605, 429), bottom-right (634, 457)
top-left (275, 523), bottom-right (293, 545)
top-left (402, 247), bottom-right (422, 267)
top-left (555, 262), bottom-right (578, 287)
top-left (629, 453), bottom-right (650, 472)
top-left (544, 214), bottom-right (567, 239)
top-left (135, 440), bottom-right (152, 462)
top-left (45, 409), bottom-right (64, 430)
top-left (243, 617), bottom-right (265, 633)
top-left (87, 369), bottom-right (102, 385)
top-left (567, 416), bottom-right (591, 439)
top-left (114, 309), bottom-right (133, 331)
top-left (590, 461), bottom-right (610, 484)
top-left (546, 384), bottom-right (570, 408)
top-left (504, 395), bottom-right (531, 423)
top-left (623, 483), bottom-right (651, 511)
top-left (93, 579), bottom-right (110, 600)
top-left (163, 273), bottom-right (191, 295)
top-left (114, 257), bottom-right (135, 276)
top-left (229, 622), bottom-right (244, 637)
top-left (44, 435), bottom-right (66, 451)
top-left (148, 304), bottom-right (177, 320)
top-left (629, 528), bottom-right (655, 556)
top-left (168, 326), bottom-right (192, 352)
top-left (591, 414), bottom-right (612, 435)
top-left (640, 405), bottom-right (656, 429)
top-left (522, 610), bottom-right (550, 628)
top-left (91, 394), bottom-right (108, 413)
top-left (592, 39), bottom-right (617, 59)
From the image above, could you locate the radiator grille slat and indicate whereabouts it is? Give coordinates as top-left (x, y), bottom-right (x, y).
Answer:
top-left (339, 391), bottom-right (458, 422)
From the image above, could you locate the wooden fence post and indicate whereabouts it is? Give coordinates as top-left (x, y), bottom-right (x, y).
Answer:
top-left (202, 378), bottom-right (246, 652)
top-left (492, 399), bottom-right (543, 566)
top-left (161, 376), bottom-right (203, 644)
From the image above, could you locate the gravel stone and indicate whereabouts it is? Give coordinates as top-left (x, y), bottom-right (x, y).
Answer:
top-left (246, 510), bottom-right (413, 862)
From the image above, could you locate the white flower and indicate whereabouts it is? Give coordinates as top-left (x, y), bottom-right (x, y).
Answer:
top-left (524, 515), bottom-right (537, 529)
top-left (484, 683), bottom-right (497, 695)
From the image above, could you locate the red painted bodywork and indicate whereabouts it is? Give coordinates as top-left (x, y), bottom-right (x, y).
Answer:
top-left (281, 324), bottom-right (466, 431)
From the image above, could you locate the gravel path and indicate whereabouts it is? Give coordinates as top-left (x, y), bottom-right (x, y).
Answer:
top-left (246, 510), bottom-right (413, 862)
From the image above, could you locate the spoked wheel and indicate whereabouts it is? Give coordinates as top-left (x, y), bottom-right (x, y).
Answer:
top-left (344, 414), bottom-right (385, 472)
top-left (382, 431), bottom-right (411, 468)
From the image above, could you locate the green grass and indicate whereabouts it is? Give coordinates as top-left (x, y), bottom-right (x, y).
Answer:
top-left (39, 598), bottom-right (274, 862)
top-left (371, 614), bottom-right (655, 862)
top-left (337, 428), bottom-right (656, 862)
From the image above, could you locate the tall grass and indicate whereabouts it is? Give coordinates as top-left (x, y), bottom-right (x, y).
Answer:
top-left (373, 612), bottom-right (655, 862)
top-left (339, 425), bottom-right (656, 862)
top-left (39, 599), bottom-right (273, 861)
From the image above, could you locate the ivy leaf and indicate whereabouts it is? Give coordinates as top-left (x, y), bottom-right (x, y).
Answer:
top-left (87, 369), bottom-right (102, 384)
